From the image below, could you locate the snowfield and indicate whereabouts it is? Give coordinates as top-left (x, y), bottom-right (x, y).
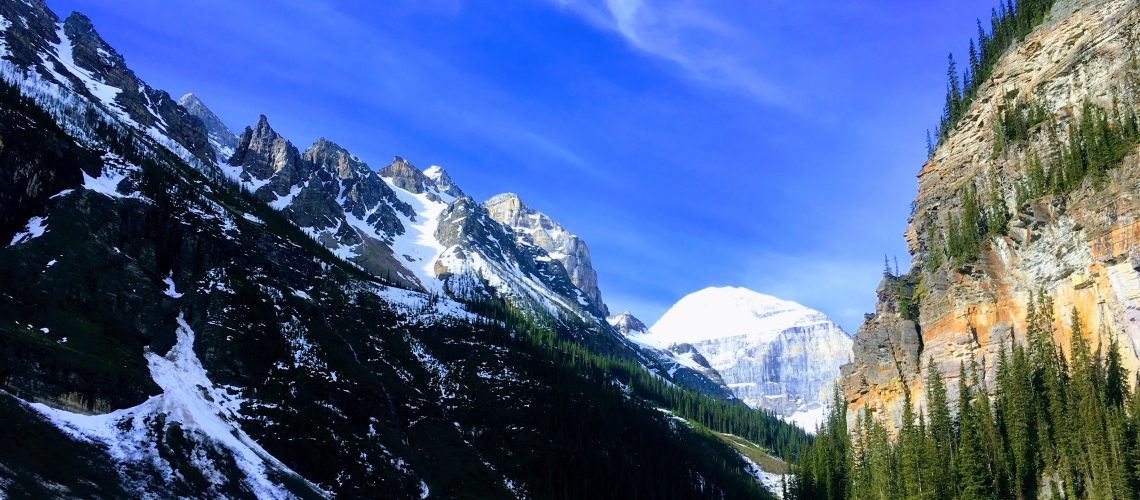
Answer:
top-left (24, 312), bottom-right (327, 499)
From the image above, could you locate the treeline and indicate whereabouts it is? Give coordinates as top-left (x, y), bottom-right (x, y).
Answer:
top-left (790, 292), bottom-right (1139, 499)
top-left (467, 298), bottom-right (812, 461)
top-left (929, 0), bottom-right (1055, 155)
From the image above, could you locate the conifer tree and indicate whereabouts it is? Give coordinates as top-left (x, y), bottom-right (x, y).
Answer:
top-left (897, 385), bottom-right (924, 499)
top-left (925, 359), bottom-right (956, 499)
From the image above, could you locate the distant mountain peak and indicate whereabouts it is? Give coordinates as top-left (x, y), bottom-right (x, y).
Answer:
top-left (607, 311), bottom-right (648, 335)
top-left (649, 286), bottom-right (852, 430)
top-left (178, 92), bottom-right (237, 161)
top-left (379, 156), bottom-right (432, 195)
top-left (650, 286), bottom-right (835, 345)
top-left (422, 165), bottom-right (464, 198)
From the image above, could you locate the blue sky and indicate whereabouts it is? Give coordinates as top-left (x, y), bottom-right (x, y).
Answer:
top-left (47, 0), bottom-right (996, 331)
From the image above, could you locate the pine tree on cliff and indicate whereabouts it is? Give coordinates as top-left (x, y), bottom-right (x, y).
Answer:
top-left (925, 221), bottom-right (944, 272)
top-left (944, 54), bottom-right (963, 131)
top-left (967, 39), bottom-right (980, 93)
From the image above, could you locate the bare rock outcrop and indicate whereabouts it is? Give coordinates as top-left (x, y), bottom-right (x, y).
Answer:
top-left (843, 0), bottom-right (1140, 431)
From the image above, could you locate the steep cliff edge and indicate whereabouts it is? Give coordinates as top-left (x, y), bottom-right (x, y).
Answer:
top-left (842, 0), bottom-right (1140, 429)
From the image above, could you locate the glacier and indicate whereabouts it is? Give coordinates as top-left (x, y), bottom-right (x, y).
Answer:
top-left (649, 286), bottom-right (853, 432)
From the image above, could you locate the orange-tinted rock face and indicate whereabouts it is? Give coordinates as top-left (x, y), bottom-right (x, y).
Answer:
top-left (842, 0), bottom-right (1140, 431)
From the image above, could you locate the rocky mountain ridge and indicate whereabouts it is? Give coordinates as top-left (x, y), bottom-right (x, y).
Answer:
top-left (0, 4), bottom-right (213, 164)
top-left (485, 192), bottom-right (608, 316)
top-left (0, 0), bottom-right (804, 496)
top-left (841, 0), bottom-right (1140, 431)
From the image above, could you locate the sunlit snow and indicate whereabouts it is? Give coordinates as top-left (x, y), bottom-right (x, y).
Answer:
top-left (25, 314), bottom-right (326, 498)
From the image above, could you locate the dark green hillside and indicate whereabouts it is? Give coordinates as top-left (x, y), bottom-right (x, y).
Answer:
top-left (0, 66), bottom-right (801, 497)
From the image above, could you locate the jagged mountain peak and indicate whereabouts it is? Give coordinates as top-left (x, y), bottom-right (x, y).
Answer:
top-left (379, 156), bottom-right (434, 195)
top-left (62, 11), bottom-right (124, 69)
top-left (485, 191), bottom-right (524, 206)
top-left (483, 193), bottom-right (539, 225)
top-left (607, 311), bottom-right (648, 335)
top-left (229, 114), bottom-right (301, 184)
top-left (301, 138), bottom-right (375, 180)
top-left (0, 1), bottom-right (215, 163)
top-left (484, 193), bottom-right (608, 315)
top-left (305, 137), bottom-right (349, 158)
top-left (422, 165), bottom-right (464, 198)
top-left (178, 92), bottom-right (237, 161)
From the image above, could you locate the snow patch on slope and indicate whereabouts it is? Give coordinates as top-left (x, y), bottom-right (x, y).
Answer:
top-left (25, 313), bottom-right (325, 498)
top-left (380, 177), bottom-right (450, 291)
top-left (46, 23), bottom-right (126, 122)
top-left (0, 15), bottom-right (11, 59)
top-left (740, 452), bottom-right (786, 499)
top-left (9, 216), bottom-right (48, 246)
top-left (163, 272), bottom-right (182, 298)
top-left (781, 403), bottom-right (826, 434)
top-left (82, 154), bottom-right (143, 199)
top-left (270, 183), bottom-right (304, 210)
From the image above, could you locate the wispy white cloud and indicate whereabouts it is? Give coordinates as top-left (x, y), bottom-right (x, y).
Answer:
top-left (547, 0), bottom-right (788, 107)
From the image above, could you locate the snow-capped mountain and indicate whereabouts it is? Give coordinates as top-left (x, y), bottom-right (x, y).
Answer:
top-left (208, 106), bottom-right (607, 323)
top-left (0, 2), bottom-right (804, 496)
top-left (649, 287), bottom-right (853, 431)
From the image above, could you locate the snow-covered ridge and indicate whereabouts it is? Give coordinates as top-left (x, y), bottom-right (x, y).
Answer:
top-left (650, 286), bottom-right (842, 345)
top-left (648, 287), bottom-right (853, 432)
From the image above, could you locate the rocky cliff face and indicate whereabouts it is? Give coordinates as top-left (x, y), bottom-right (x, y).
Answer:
top-left (178, 93), bottom-right (237, 161)
top-left (648, 287), bottom-right (853, 430)
top-left (842, 0), bottom-right (1140, 430)
top-left (484, 193), bottom-right (608, 315)
top-left (0, 4), bottom-right (213, 164)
